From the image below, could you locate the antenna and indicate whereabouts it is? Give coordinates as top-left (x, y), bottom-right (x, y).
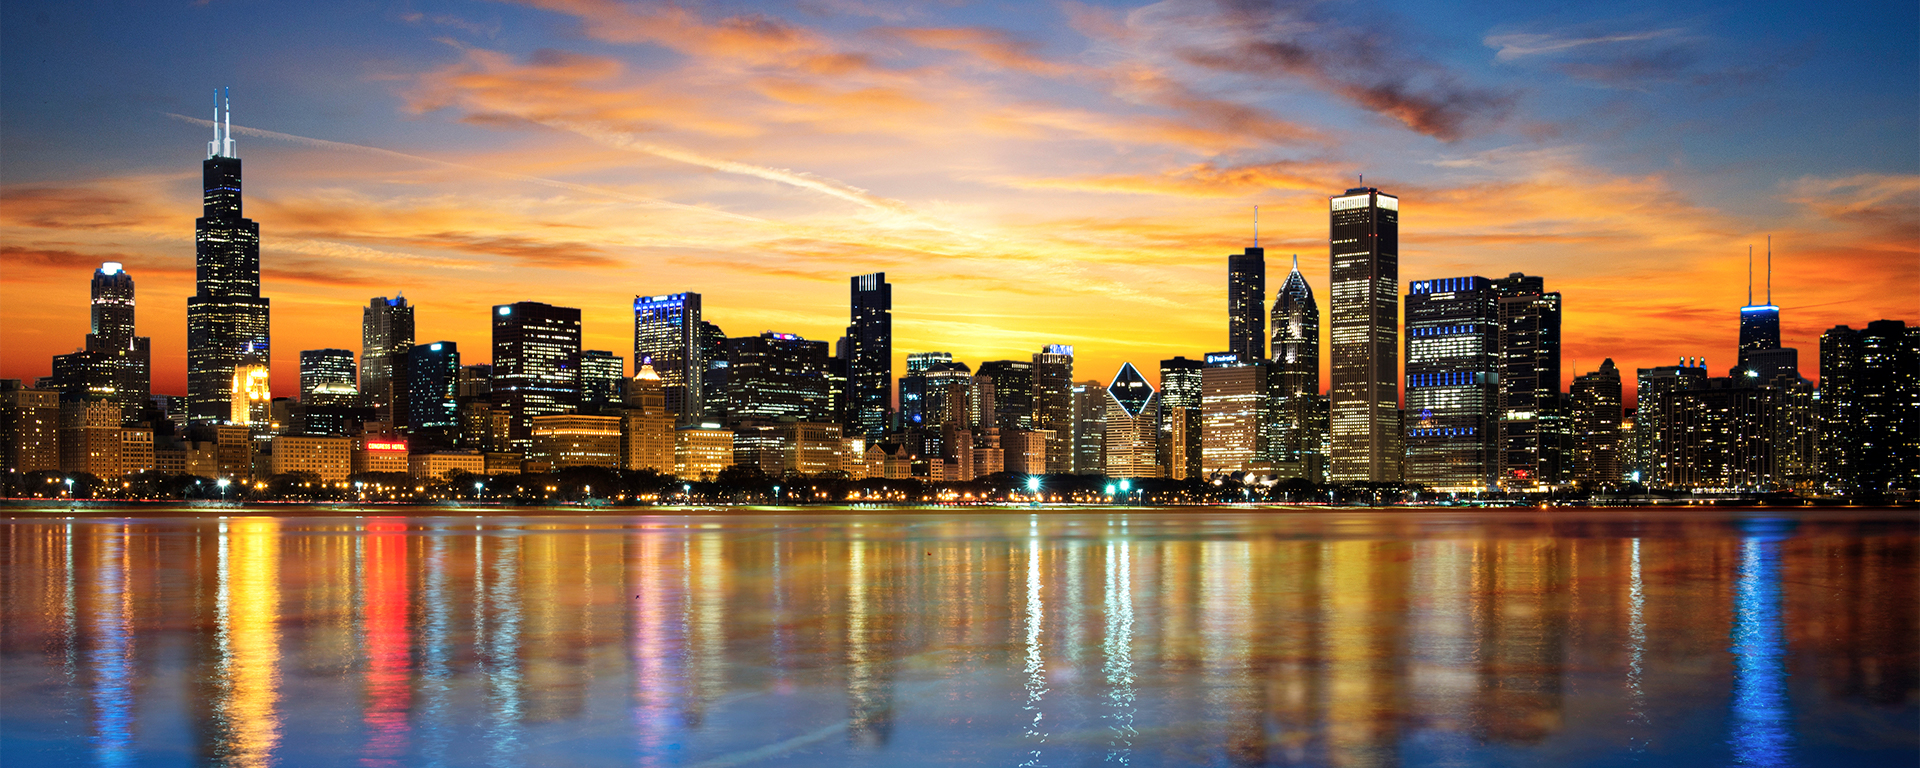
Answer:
top-left (1747, 245), bottom-right (1753, 305)
top-left (1253, 205), bottom-right (1259, 247)
top-left (222, 87), bottom-right (234, 157)
top-left (1766, 235), bottom-right (1772, 305)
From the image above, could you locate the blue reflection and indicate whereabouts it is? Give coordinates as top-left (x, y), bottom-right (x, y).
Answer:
top-left (1729, 530), bottom-right (1793, 766)
top-left (89, 528), bottom-right (133, 768)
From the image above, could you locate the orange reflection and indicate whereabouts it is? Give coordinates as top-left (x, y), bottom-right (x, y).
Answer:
top-left (215, 518), bottom-right (282, 768)
top-left (361, 518), bottom-right (411, 766)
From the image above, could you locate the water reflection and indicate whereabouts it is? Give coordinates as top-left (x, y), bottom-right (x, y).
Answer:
top-left (0, 510), bottom-right (1914, 767)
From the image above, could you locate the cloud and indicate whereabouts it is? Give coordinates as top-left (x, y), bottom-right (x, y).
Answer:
top-left (1484, 29), bottom-right (1685, 62)
top-left (1014, 159), bottom-right (1346, 197)
top-left (1117, 0), bottom-right (1514, 141)
top-left (886, 27), bottom-right (1080, 77)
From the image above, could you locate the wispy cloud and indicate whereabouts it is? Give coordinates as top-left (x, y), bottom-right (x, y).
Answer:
top-left (1485, 28), bottom-right (1684, 62)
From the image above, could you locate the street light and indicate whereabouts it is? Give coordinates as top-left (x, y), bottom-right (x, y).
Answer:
top-left (216, 478), bottom-right (230, 501)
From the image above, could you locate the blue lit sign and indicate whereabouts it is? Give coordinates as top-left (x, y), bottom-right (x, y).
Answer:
top-left (497, 306), bottom-right (511, 316)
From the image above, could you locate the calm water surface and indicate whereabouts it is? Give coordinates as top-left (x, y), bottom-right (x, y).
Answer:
top-left (1, 506), bottom-right (1914, 767)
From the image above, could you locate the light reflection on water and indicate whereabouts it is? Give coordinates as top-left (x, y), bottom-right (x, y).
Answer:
top-left (0, 508), bottom-right (1915, 767)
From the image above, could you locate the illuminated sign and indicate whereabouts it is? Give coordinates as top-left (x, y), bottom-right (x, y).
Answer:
top-left (1204, 352), bottom-right (1242, 365)
top-left (100, 262), bottom-right (123, 275)
top-left (364, 442), bottom-right (407, 452)
top-left (429, 342), bottom-right (442, 351)
top-left (1046, 344), bottom-right (1074, 355)
top-left (497, 306), bottom-right (511, 316)
top-left (1378, 195), bottom-right (1399, 211)
top-left (770, 333), bottom-right (800, 341)
top-left (1331, 195), bottom-right (1369, 211)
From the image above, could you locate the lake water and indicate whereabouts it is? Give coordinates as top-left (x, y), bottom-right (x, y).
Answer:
top-left (1, 506), bottom-right (1914, 767)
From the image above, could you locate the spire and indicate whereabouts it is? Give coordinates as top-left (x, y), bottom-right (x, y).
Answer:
top-left (1254, 204), bottom-right (1259, 247)
top-left (207, 87), bottom-right (235, 159)
top-left (1766, 235), bottom-right (1772, 305)
top-left (1747, 245), bottom-right (1753, 306)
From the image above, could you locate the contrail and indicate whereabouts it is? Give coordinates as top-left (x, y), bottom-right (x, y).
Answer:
top-left (162, 112), bottom-right (764, 223)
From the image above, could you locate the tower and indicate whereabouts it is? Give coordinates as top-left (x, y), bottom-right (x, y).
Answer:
top-left (493, 301), bottom-right (582, 452)
top-left (1739, 238), bottom-right (1798, 381)
top-left (634, 293), bottom-right (704, 423)
top-left (1328, 187), bottom-right (1400, 482)
top-left (1270, 255), bottom-right (1324, 480)
top-left (1227, 219), bottom-right (1267, 363)
top-left (1103, 362), bottom-right (1162, 478)
top-left (186, 89), bottom-right (270, 424)
top-left (848, 273), bottom-right (892, 438)
top-left (361, 295), bottom-right (415, 414)
top-left (1493, 273), bottom-right (1564, 488)
top-left (1032, 345), bottom-right (1075, 474)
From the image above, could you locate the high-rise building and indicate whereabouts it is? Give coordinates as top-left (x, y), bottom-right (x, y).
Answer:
top-left (848, 273), bottom-right (892, 438)
top-left (400, 341), bottom-right (460, 439)
top-left (186, 92), bottom-right (270, 424)
top-left (1269, 256), bottom-right (1324, 481)
top-left (1403, 276), bottom-right (1500, 492)
top-left (1071, 379), bottom-right (1106, 475)
top-left (492, 302), bottom-right (582, 452)
top-left (361, 296), bottom-right (414, 415)
top-left (700, 320), bottom-right (729, 421)
top-left (1103, 363), bottom-right (1161, 478)
top-left (1570, 359), bottom-right (1623, 488)
top-left (621, 364), bottom-right (675, 474)
top-left (1633, 360), bottom-right (1710, 484)
top-left (1738, 242), bottom-right (1799, 382)
top-left (300, 349), bottom-right (358, 406)
top-left (898, 352), bottom-right (954, 429)
top-left (1819, 321), bottom-right (1919, 497)
top-left (1328, 187), bottom-right (1400, 482)
top-left (725, 332), bottom-right (833, 425)
top-left (1032, 345), bottom-right (1075, 475)
top-left (1159, 357), bottom-right (1204, 481)
top-left (634, 293), bottom-right (704, 423)
top-left (1202, 353), bottom-right (1268, 477)
top-left (1493, 273), bottom-right (1564, 489)
top-left (1659, 378), bottom-right (1779, 491)
top-left (0, 381), bottom-right (61, 474)
top-left (65, 262), bottom-right (152, 424)
top-left (229, 364), bottom-right (270, 427)
top-left (978, 360), bottom-right (1035, 432)
top-left (1228, 246), bottom-right (1266, 363)
top-left (579, 350), bottom-right (625, 413)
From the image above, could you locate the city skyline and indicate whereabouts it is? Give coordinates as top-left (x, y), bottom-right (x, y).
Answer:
top-left (2, 1), bottom-right (1916, 402)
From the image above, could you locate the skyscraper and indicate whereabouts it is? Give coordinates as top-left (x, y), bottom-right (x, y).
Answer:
top-left (1570, 359), bottom-right (1623, 488)
top-left (1103, 363), bottom-right (1161, 479)
top-left (1228, 245), bottom-right (1267, 363)
top-left (361, 296), bottom-right (414, 414)
top-left (1071, 379), bottom-right (1106, 475)
top-left (1494, 273), bottom-right (1564, 489)
top-left (1159, 356), bottom-right (1203, 481)
top-left (88, 262), bottom-right (150, 423)
top-left (898, 352), bottom-right (954, 429)
top-left (399, 341), bottom-right (460, 438)
top-left (1328, 187), bottom-right (1400, 482)
top-left (492, 301), bottom-right (582, 451)
top-left (1202, 353), bottom-right (1269, 477)
top-left (725, 332), bottom-right (834, 425)
top-left (978, 360), bottom-right (1034, 432)
top-left (299, 349), bottom-right (357, 406)
top-left (1819, 320), bottom-right (1920, 497)
top-left (848, 273), bottom-right (892, 438)
top-left (1738, 241), bottom-right (1799, 381)
top-left (1032, 345), bottom-right (1075, 474)
top-left (634, 293), bottom-right (703, 423)
top-left (1403, 276), bottom-right (1499, 491)
top-left (186, 91), bottom-right (270, 424)
top-left (578, 350), bottom-right (625, 413)
top-left (1269, 256), bottom-right (1324, 481)
top-left (1634, 360), bottom-right (1710, 484)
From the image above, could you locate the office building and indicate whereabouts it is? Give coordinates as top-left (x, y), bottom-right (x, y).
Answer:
top-left (1403, 276), bottom-right (1499, 491)
top-left (1072, 379), bottom-right (1106, 475)
top-left (898, 352), bottom-right (954, 429)
top-left (361, 296), bottom-right (414, 414)
top-left (1570, 360), bottom-right (1623, 488)
top-left (1737, 243), bottom-right (1800, 382)
top-left (52, 263), bottom-right (152, 424)
top-left (1633, 360), bottom-right (1711, 484)
top-left (1493, 273), bottom-right (1564, 489)
top-left (848, 273), bottom-right (892, 438)
top-left (1103, 363), bottom-right (1161, 478)
top-left (1819, 321), bottom-right (1919, 497)
top-left (269, 435), bottom-right (352, 483)
top-left (409, 451), bottom-right (486, 480)
top-left (1270, 256), bottom-right (1325, 481)
top-left (399, 341), bottom-right (460, 440)
top-left (634, 293), bottom-right (704, 422)
top-left (579, 350), bottom-right (625, 413)
top-left (1, 381), bottom-right (61, 473)
top-left (492, 302), bottom-right (582, 451)
top-left (300, 349), bottom-right (358, 406)
top-left (353, 434), bottom-right (410, 475)
top-left (61, 400), bottom-right (152, 478)
top-left (1228, 245), bottom-right (1266, 363)
top-left (621, 365), bottom-right (675, 474)
top-left (1159, 357), bottom-right (1204, 480)
top-left (1328, 187), bottom-right (1400, 481)
top-left (229, 364), bottom-right (270, 427)
top-left (1659, 378), bottom-right (1779, 490)
top-left (979, 360), bottom-right (1035, 432)
top-left (675, 423), bottom-right (734, 480)
top-left (1201, 353), bottom-right (1268, 476)
top-left (1032, 345), bottom-right (1075, 474)
top-left (725, 332), bottom-right (834, 425)
top-left (186, 94), bottom-right (270, 424)
top-left (529, 414), bottom-right (621, 469)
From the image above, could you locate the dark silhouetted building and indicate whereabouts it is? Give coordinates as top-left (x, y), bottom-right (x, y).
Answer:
top-left (52, 262), bottom-right (152, 424)
top-left (579, 350), bottom-right (624, 413)
top-left (1160, 357), bottom-right (1203, 480)
top-left (1570, 359), bottom-right (1623, 487)
top-left (1820, 320), bottom-right (1919, 497)
top-left (1493, 273), bottom-right (1563, 489)
top-left (726, 332), bottom-right (833, 425)
top-left (1329, 187), bottom-right (1400, 482)
top-left (300, 349), bottom-right (357, 406)
top-left (1032, 345), bottom-right (1075, 474)
top-left (186, 93), bottom-right (269, 424)
top-left (1269, 255), bottom-right (1324, 481)
top-left (848, 273), bottom-right (892, 438)
top-left (399, 341), bottom-right (460, 442)
top-left (979, 360), bottom-right (1034, 433)
top-left (1228, 245), bottom-right (1266, 363)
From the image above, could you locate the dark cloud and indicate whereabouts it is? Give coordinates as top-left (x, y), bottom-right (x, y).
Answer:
top-left (404, 232), bottom-right (622, 270)
top-left (0, 246), bottom-right (189, 277)
top-left (1169, 0), bottom-right (1514, 141)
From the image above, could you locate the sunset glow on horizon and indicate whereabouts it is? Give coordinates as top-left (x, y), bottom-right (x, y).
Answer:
top-left (3, 0), bottom-right (1915, 403)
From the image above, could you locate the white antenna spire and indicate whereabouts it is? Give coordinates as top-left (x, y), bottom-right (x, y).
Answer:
top-left (1766, 235), bottom-right (1772, 304)
top-left (222, 87), bottom-right (234, 158)
top-left (1747, 245), bottom-right (1753, 305)
top-left (1254, 204), bottom-right (1259, 247)
top-left (208, 88), bottom-right (235, 158)
top-left (208, 90), bottom-right (220, 158)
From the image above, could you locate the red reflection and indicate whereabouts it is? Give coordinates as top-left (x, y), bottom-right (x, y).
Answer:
top-left (362, 519), bottom-right (410, 766)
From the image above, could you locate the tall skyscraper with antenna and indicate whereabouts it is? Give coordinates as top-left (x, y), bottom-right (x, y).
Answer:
top-left (847, 272), bottom-right (892, 439)
top-left (186, 89), bottom-right (271, 424)
top-left (1739, 237), bottom-right (1798, 381)
top-left (1227, 207), bottom-right (1267, 363)
top-left (1270, 255), bottom-right (1325, 480)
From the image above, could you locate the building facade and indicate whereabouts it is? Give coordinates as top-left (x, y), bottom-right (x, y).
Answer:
top-left (1159, 357), bottom-right (1204, 481)
top-left (1032, 345), bottom-right (1075, 475)
top-left (492, 302), bottom-right (582, 452)
top-left (1570, 360), bottom-right (1623, 488)
top-left (847, 273), bottom-right (892, 438)
top-left (634, 293), bottom-right (704, 423)
top-left (1493, 273), bottom-right (1564, 489)
top-left (361, 296), bottom-right (414, 415)
top-left (1403, 276), bottom-right (1500, 492)
top-left (300, 349), bottom-right (358, 406)
top-left (1228, 246), bottom-right (1266, 363)
top-left (1328, 187), bottom-right (1400, 482)
top-left (186, 96), bottom-right (270, 424)
top-left (1103, 363), bottom-right (1162, 479)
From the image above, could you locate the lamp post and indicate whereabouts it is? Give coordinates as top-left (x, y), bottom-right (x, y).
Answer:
top-left (474, 481), bottom-right (484, 501)
top-left (216, 478), bottom-right (230, 502)
top-left (1027, 476), bottom-right (1041, 507)
top-left (1120, 479), bottom-right (1132, 507)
